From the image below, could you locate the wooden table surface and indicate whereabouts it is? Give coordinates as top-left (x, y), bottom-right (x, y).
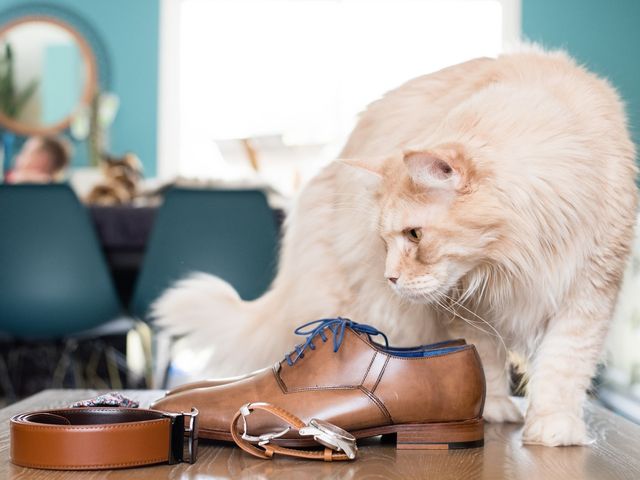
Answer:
top-left (1, 389), bottom-right (639, 479)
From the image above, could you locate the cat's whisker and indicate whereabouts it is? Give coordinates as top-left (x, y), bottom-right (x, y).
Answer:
top-left (441, 292), bottom-right (508, 353)
top-left (437, 301), bottom-right (495, 341)
top-left (429, 295), bottom-right (497, 341)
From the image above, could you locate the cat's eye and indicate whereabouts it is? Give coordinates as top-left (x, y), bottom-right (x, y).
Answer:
top-left (404, 228), bottom-right (423, 243)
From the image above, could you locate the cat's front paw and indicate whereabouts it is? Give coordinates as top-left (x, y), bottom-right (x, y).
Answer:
top-left (483, 395), bottom-right (524, 423)
top-left (522, 412), bottom-right (591, 446)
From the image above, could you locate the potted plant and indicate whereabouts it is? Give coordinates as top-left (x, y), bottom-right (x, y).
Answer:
top-left (0, 42), bottom-right (38, 177)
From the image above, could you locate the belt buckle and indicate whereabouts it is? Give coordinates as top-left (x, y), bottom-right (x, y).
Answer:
top-left (165, 407), bottom-right (199, 464)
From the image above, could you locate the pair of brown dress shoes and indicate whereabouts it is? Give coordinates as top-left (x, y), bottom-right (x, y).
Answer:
top-left (152, 317), bottom-right (485, 451)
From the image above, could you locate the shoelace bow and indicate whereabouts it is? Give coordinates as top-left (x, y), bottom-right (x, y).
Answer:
top-left (284, 317), bottom-right (389, 366)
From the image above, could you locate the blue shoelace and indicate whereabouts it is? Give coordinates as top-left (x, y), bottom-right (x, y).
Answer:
top-left (284, 317), bottom-right (389, 366)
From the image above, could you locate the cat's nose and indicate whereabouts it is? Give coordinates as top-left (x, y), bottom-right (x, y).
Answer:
top-left (387, 277), bottom-right (398, 284)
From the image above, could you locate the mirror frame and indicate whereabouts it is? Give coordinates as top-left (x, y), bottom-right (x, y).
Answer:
top-left (0, 15), bottom-right (98, 136)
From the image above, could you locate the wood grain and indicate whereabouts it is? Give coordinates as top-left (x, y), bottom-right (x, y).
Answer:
top-left (1, 390), bottom-right (639, 479)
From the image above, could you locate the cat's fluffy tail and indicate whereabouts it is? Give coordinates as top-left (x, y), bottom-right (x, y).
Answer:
top-left (151, 273), bottom-right (293, 379)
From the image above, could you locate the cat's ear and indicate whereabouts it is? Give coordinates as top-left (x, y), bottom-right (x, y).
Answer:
top-left (403, 148), bottom-right (469, 192)
top-left (339, 158), bottom-right (384, 180)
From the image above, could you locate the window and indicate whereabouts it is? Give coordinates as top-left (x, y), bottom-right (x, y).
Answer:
top-left (159, 0), bottom-right (520, 195)
top-left (602, 225), bottom-right (640, 422)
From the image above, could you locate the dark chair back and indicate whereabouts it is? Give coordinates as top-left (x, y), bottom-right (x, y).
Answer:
top-left (0, 184), bottom-right (121, 338)
top-left (130, 188), bottom-right (279, 318)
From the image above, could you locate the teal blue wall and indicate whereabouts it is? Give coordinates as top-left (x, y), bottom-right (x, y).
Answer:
top-left (0, 0), bottom-right (159, 176)
top-left (43, 43), bottom-right (81, 125)
top-left (523, 0), bottom-right (640, 154)
top-left (2, 2), bottom-right (637, 176)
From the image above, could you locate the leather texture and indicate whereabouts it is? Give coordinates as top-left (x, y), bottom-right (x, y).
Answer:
top-left (230, 403), bottom-right (351, 461)
top-left (152, 327), bottom-right (485, 444)
top-left (164, 338), bottom-right (467, 396)
top-left (10, 408), bottom-right (184, 470)
top-left (166, 367), bottom-right (272, 394)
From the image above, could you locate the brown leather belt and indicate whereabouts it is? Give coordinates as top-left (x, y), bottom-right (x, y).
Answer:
top-left (10, 407), bottom-right (198, 470)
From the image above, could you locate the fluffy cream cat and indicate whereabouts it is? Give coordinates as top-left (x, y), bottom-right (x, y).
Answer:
top-left (153, 48), bottom-right (638, 446)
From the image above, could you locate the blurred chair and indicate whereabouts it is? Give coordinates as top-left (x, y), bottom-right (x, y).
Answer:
top-left (0, 184), bottom-right (142, 399)
top-left (0, 184), bottom-right (121, 337)
top-left (129, 188), bottom-right (279, 387)
top-left (130, 188), bottom-right (279, 318)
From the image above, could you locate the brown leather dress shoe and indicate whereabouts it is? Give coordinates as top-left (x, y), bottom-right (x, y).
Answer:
top-left (165, 338), bottom-right (467, 395)
top-left (152, 318), bottom-right (485, 450)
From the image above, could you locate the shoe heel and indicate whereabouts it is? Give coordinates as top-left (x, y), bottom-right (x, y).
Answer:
top-left (395, 417), bottom-right (484, 450)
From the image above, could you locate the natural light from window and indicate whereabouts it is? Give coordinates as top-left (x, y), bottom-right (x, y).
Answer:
top-left (169, 0), bottom-right (509, 195)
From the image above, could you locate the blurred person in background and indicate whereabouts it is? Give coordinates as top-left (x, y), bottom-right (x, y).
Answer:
top-left (5, 135), bottom-right (72, 184)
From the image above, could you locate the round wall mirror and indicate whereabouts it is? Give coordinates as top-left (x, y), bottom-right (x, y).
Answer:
top-left (0, 16), bottom-right (97, 136)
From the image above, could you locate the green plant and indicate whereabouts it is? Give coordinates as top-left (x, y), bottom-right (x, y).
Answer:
top-left (0, 42), bottom-right (38, 118)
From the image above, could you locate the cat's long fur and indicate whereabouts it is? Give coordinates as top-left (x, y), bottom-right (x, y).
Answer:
top-left (153, 48), bottom-right (638, 446)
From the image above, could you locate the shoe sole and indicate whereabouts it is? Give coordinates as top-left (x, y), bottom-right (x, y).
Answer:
top-left (200, 417), bottom-right (484, 450)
